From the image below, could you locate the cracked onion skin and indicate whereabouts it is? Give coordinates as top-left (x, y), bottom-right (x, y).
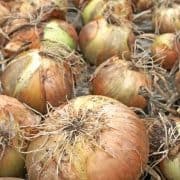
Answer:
top-left (79, 18), bottom-right (135, 65)
top-left (152, 3), bottom-right (180, 33)
top-left (82, 0), bottom-right (133, 24)
top-left (0, 95), bottom-right (40, 177)
top-left (90, 57), bottom-right (151, 108)
top-left (3, 19), bottom-right (78, 58)
top-left (26, 95), bottom-right (149, 180)
top-left (1, 50), bottom-right (74, 113)
top-left (151, 33), bottom-right (179, 70)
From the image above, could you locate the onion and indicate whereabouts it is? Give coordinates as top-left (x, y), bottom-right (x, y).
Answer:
top-left (0, 95), bottom-right (40, 177)
top-left (151, 33), bottom-right (179, 70)
top-left (159, 118), bottom-right (180, 180)
top-left (26, 95), bottom-right (149, 180)
top-left (90, 57), bottom-right (151, 108)
top-left (175, 71), bottom-right (180, 95)
top-left (79, 18), bottom-right (135, 65)
top-left (82, 0), bottom-right (133, 24)
top-left (133, 0), bottom-right (153, 12)
top-left (1, 50), bottom-right (74, 113)
top-left (152, 3), bottom-right (180, 33)
top-left (3, 19), bottom-right (78, 58)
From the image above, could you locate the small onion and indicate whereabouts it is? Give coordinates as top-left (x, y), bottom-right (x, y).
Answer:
top-left (0, 95), bottom-right (39, 177)
top-left (152, 3), bottom-right (180, 33)
top-left (159, 118), bottom-right (180, 180)
top-left (26, 95), bottom-right (149, 180)
top-left (1, 50), bottom-right (74, 113)
top-left (82, 0), bottom-right (133, 24)
top-left (132, 0), bottom-right (153, 12)
top-left (79, 18), bottom-right (135, 65)
top-left (151, 33), bottom-right (179, 70)
top-left (90, 57), bottom-right (151, 108)
top-left (3, 19), bottom-right (78, 58)
top-left (175, 71), bottom-right (180, 95)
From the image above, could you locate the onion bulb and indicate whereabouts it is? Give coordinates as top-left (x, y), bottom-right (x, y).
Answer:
top-left (79, 18), bottom-right (135, 65)
top-left (82, 0), bottom-right (133, 24)
top-left (133, 0), bottom-right (153, 12)
top-left (151, 33), bottom-right (179, 70)
top-left (1, 50), bottom-right (74, 113)
top-left (0, 95), bottom-right (39, 177)
top-left (3, 19), bottom-right (78, 58)
top-left (152, 3), bottom-right (180, 33)
top-left (26, 95), bottom-right (149, 180)
top-left (159, 118), bottom-right (180, 180)
top-left (90, 57), bottom-right (151, 108)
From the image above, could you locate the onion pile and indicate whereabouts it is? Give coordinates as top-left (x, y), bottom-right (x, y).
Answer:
top-left (151, 33), bottom-right (179, 70)
top-left (152, 3), bottom-right (180, 33)
top-left (0, 95), bottom-right (39, 177)
top-left (79, 18), bottom-right (135, 65)
top-left (82, 0), bottom-right (133, 24)
top-left (26, 95), bottom-right (149, 180)
top-left (1, 50), bottom-right (74, 113)
top-left (90, 57), bottom-right (151, 108)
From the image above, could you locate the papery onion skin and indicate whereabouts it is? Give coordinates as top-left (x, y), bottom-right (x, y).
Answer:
top-left (3, 19), bottom-right (78, 58)
top-left (152, 4), bottom-right (180, 33)
top-left (90, 57), bottom-right (151, 108)
top-left (1, 50), bottom-right (74, 113)
top-left (151, 33), bottom-right (179, 70)
top-left (79, 18), bottom-right (135, 65)
top-left (82, 0), bottom-right (133, 24)
top-left (0, 95), bottom-right (40, 177)
top-left (73, 0), bottom-right (88, 8)
top-left (26, 95), bottom-right (149, 180)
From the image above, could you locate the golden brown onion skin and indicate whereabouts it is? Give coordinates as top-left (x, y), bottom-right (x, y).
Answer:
top-left (152, 4), bottom-right (180, 33)
top-left (26, 95), bottom-right (149, 180)
top-left (151, 33), bottom-right (179, 70)
top-left (82, 0), bottom-right (133, 24)
top-left (1, 50), bottom-right (74, 113)
top-left (79, 18), bottom-right (135, 65)
top-left (90, 57), bottom-right (151, 108)
top-left (0, 95), bottom-right (39, 177)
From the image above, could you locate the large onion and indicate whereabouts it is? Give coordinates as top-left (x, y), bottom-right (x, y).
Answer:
top-left (0, 95), bottom-right (39, 177)
top-left (3, 19), bottom-right (78, 58)
top-left (82, 0), bottom-right (133, 24)
top-left (26, 95), bottom-right (149, 180)
top-left (79, 18), bottom-right (135, 65)
top-left (1, 50), bottom-right (74, 113)
top-left (90, 57), bottom-right (151, 108)
top-left (151, 33), bottom-right (179, 70)
top-left (152, 3), bottom-right (180, 33)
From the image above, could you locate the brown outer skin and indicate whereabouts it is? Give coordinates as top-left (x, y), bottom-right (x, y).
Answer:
top-left (152, 4), bottom-right (180, 33)
top-left (151, 33), bottom-right (179, 70)
top-left (133, 0), bottom-right (153, 12)
top-left (79, 18), bottom-right (135, 65)
top-left (26, 95), bottom-right (149, 180)
top-left (1, 50), bottom-right (74, 113)
top-left (0, 95), bottom-right (39, 177)
top-left (175, 71), bottom-right (180, 95)
top-left (90, 58), bottom-right (151, 109)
